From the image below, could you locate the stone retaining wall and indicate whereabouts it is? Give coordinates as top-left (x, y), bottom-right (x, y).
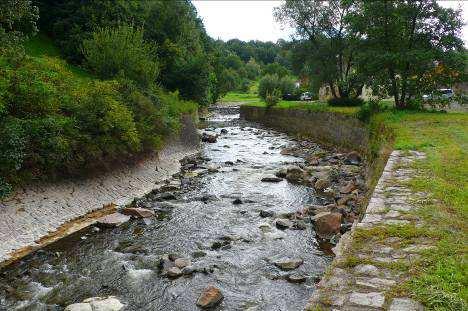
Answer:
top-left (0, 114), bottom-right (199, 267)
top-left (240, 106), bottom-right (369, 153)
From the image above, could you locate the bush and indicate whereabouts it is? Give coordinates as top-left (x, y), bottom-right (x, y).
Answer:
top-left (82, 25), bottom-right (158, 87)
top-left (0, 48), bottom-right (196, 198)
top-left (258, 74), bottom-right (298, 100)
top-left (265, 88), bottom-right (281, 107)
top-left (356, 99), bottom-right (388, 122)
top-left (328, 97), bottom-right (364, 107)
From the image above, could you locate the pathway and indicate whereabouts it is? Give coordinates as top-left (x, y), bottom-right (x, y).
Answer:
top-left (306, 150), bottom-right (428, 311)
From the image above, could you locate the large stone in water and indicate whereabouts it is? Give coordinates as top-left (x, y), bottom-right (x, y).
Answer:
top-left (261, 175), bottom-right (282, 182)
top-left (196, 286), bottom-right (224, 309)
top-left (121, 207), bottom-right (155, 218)
top-left (65, 296), bottom-right (124, 311)
top-left (96, 213), bottom-right (130, 227)
top-left (274, 258), bottom-right (303, 271)
top-left (275, 218), bottom-right (293, 230)
top-left (312, 212), bottom-right (342, 239)
top-left (314, 178), bottom-right (330, 191)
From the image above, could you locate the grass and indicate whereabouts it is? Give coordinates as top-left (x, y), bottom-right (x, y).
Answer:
top-left (24, 33), bottom-right (94, 82)
top-left (378, 111), bottom-right (468, 310)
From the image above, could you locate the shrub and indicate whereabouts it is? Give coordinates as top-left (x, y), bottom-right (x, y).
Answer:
top-left (328, 97), bottom-right (364, 107)
top-left (258, 74), bottom-right (298, 100)
top-left (265, 88), bottom-right (281, 107)
top-left (82, 25), bottom-right (159, 87)
top-left (357, 99), bottom-right (388, 123)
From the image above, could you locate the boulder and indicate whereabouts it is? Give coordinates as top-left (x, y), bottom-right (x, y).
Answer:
top-left (196, 286), bottom-right (224, 309)
top-left (274, 258), bottom-right (303, 271)
top-left (201, 132), bottom-right (217, 143)
top-left (174, 258), bottom-right (191, 269)
top-left (232, 198), bottom-right (243, 205)
top-left (121, 207), bottom-right (155, 218)
top-left (287, 273), bottom-right (307, 283)
top-left (275, 168), bottom-right (287, 178)
top-left (167, 267), bottom-right (182, 278)
top-left (340, 181), bottom-right (357, 194)
top-left (275, 218), bottom-right (293, 230)
top-left (220, 128), bottom-right (228, 134)
top-left (261, 175), bottom-right (282, 183)
top-left (312, 212), bottom-right (342, 239)
top-left (306, 156), bottom-right (320, 166)
top-left (96, 213), bottom-right (130, 228)
top-left (259, 210), bottom-right (275, 218)
top-left (314, 178), bottom-right (330, 191)
top-left (345, 151), bottom-right (361, 165)
top-left (292, 220), bottom-right (307, 230)
top-left (65, 297), bottom-right (124, 311)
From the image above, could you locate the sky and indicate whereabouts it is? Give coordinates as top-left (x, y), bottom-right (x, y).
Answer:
top-left (193, 0), bottom-right (468, 45)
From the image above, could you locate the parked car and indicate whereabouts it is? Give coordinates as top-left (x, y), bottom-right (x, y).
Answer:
top-left (422, 88), bottom-right (454, 101)
top-left (300, 92), bottom-right (312, 101)
top-left (282, 93), bottom-right (299, 101)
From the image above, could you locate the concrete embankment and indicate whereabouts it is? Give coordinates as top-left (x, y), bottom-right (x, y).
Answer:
top-left (0, 114), bottom-right (200, 267)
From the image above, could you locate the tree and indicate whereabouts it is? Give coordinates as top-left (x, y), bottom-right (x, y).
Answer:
top-left (275, 0), bottom-right (363, 99)
top-left (82, 25), bottom-right (159, 88)
top-left (0, 0), bottom-right (38, 35)
top-left (349, 0), bottom-right (465, 108)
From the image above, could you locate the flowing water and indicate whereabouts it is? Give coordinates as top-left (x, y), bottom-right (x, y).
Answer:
top-left (0, 106), bottom-right (334, 311)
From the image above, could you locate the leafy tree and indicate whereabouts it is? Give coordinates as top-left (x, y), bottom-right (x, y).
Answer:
top-left (82, 25), bottom-right (159, 88)
top-left (275, 0), bottom-right (363, 99)
top-left (263, 62), bottom-right (290, 78)
top-left (0, 0), bottom-right (38, 35)
top-left (258, 74), bottom-right (297, 100)
top-left (349, 0), bottom-right (465, 108)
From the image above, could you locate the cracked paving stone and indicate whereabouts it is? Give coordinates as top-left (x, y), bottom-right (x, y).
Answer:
top-left (348, 292), bottom-right (385, 308)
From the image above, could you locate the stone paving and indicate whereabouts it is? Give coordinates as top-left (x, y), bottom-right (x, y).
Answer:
top-left (0, 142), bottom-right (198, 264)
top-left (306, 150), bottom-right (428, 310)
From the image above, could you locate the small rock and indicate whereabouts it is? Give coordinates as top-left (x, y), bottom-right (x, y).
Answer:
top-left (167, 267), bottom-right (182, 278)
top-left (232, 198), bottom-right (243, 205)
top-left (292, 220), bottom-right (307, 230)
top-left (181, 266), bottom-right (195, 275)
top-left (154, 192), bottom-right (176, 201)
top-left (314, 178), bottom-right (330, 191)
top-left (121, 207), bottom-right (155, 218)
top-left (275, 218), bottom-right (293, 230)
top-left (261, 175), bottom-right (282, 182)
top-left (287, 273), bottom-right (307, 283)
top-left (259, 210), bottom-right (275, 218)
top-left (306, 156), bottom-right (320, 166)
top-left (340, 181), bottom-right (357, 194)
top-left (220, 129), bottom-right (228, 134)
top-left (275, 168), bottom-right (287, 178)
top-left (202, 132), bottom-right (217, 143)
top-left (97, 213), bottom-right (131, 228)
top-left (274, 258), bottom-right (303, 271)
top-left (196, 286), bottom-right (224, 309)
top-left (174, 258), bottom-right (191, 269)
top-left (64, 303), bottom-right (92, 311)
top-left (312, 212), bottom-right (342, 239)
top-left (345, 151), bottom-right (361, 165)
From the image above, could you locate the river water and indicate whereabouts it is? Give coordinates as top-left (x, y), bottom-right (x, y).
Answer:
top-left (0, 106), bottom-right (334, 311)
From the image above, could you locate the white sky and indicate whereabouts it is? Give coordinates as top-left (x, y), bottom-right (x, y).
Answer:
top-left (193, 0), bottom-right (468, 45)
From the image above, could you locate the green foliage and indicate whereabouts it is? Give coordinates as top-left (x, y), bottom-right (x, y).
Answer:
top-left (328, 97), bottom-right (364, 107)
top-left (263, 62), bottom-right (290, 78)
top-left (258, 74), bottom-right (298, 100)
top-left (0, 38), bottom-right (196, 198)
top-left (357, 99), bottom-right (388, 123)
top-left (265, 89), bottom-right (281, 107)
top-left (0, 0), bottom-right (39, 35)
top-left (82, 26), bottom-right (158, 88)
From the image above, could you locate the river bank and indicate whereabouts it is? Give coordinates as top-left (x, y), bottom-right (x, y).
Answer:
top-left (0, 114), bottom-right (199, 269)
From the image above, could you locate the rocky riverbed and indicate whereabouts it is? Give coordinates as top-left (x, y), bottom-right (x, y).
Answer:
top-left (0, 105), bottom-right (366, 310)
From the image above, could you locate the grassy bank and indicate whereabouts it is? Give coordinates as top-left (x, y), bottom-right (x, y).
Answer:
top-left (377, 111), bottom-right (467, 309)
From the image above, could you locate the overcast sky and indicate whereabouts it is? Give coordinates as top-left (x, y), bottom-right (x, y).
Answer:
top-left (193, 0), bottom-right (467, 45)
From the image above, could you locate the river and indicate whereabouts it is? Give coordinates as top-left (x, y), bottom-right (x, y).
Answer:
top-left (0, 106), bottom-right (348, 311)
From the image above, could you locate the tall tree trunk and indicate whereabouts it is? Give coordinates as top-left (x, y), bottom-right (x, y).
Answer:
top-left (329, 82), bottom-right (338, 98)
